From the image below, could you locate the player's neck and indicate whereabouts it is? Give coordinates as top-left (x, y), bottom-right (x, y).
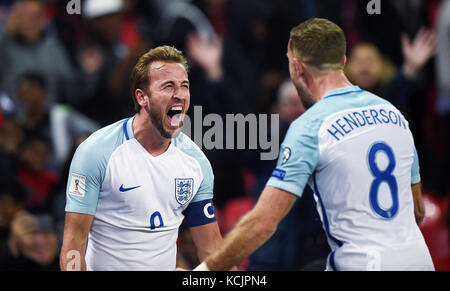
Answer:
top-left (132, 112), bottom-right (171, 157)
top-left (312, 70), bottom-right (353, 100)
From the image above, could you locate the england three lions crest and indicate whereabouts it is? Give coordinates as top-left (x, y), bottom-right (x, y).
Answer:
top-left (175, 178), bottom-right (194, 205)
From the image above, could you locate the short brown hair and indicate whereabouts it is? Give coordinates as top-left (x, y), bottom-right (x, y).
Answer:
top-left (130, 45), bottom-right (189, 112)
top-left (289, 18), bottom-right (347, 71)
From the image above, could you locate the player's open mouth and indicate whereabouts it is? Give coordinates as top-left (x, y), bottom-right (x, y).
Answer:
top-left (166, 105), bottom-right (184, 127)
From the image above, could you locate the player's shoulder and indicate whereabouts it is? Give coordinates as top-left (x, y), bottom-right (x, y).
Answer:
top-left (173, 132), bottom-right (207, 159)
top-left (73, 118), bottom-right (128, 163)
top-left (173, 132), bottom-right (213, 173)
top-left (292, 87), bottom-right (394, 130)
top-left (288, 103), bottom-right (328, 138)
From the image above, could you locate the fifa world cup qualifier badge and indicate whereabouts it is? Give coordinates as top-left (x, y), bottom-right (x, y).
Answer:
top-left (69, 173), bottom-right (86, 198)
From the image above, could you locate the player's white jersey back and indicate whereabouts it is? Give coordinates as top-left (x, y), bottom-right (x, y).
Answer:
top-left (315, 103), bottom-right (432, 270)
top-left (267, 86), bottom-right (434, 271)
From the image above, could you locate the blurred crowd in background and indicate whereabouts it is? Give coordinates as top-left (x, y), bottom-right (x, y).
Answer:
top-left (0, 0), bottom-right (449, 271)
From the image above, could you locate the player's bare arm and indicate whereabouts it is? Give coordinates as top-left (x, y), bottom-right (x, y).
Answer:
top-left (200, 186), bottom-right (297, 271)
top-left (190, 222), bottom-right (223, 262)
top-left (60, 212), bottom-right (94, 271)
top-left (411, 182), bottom-right (425, 226)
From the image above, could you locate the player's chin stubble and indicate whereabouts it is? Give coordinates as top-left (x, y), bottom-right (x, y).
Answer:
top-left (295, 85), bottom-right (316, 110)
top-left (148, 107), bottom-right (182, 139)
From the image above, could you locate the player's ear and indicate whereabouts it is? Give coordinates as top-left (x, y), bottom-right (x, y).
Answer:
top-left (135, 89), bottom-right (149, 107)
top-left (293, 57), bottom-right (305, 77)
top-left (342, 55), bottom-right (347, 68)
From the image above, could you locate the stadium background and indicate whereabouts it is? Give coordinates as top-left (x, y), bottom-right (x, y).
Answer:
top-left (0, 0), bottom-right (448, 271)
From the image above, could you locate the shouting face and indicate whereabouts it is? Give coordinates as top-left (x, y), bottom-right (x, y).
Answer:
top-left (140, 61), bottom-right (190, 139)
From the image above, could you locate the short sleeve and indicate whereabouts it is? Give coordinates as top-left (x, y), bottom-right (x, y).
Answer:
top-left (411, 146), bottom-right (421, 185)
top-left (65, 140), bottom-right (105, 216)
top-left (191, 153), bottom-right (214, 203)
top-left (266, 118), bottom-right (320, 197)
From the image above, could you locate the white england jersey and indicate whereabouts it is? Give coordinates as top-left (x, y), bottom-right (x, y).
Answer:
top-left (65, 116), bottom-right (216, 271)
top-left (267, 86), bottom-right (434, 271)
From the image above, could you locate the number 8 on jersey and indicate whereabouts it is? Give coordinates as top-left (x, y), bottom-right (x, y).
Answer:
top-left (367, 142), bottom-right (399, 220)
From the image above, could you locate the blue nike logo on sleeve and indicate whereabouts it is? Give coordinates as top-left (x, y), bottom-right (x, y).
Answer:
top-left (119, 184), bottom-right (142, 192)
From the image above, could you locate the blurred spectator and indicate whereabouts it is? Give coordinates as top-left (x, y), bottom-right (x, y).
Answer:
top-left (185, 32), bottom-right (247, 207)
top-left (186, 32), bottom-right (248, 115)
top-left (0, 90), bottom-right (16, 117)
top-left (247, 80), bottom-right (329, 270)
top-left (187, 33), bottom-right (223, 83)
top-left (0, 211), bottom-right (59, 271)
top-left (437, 0), bottom-right (450, 114)
top-left (345, 43), bottom-right (395, 92)
top-left (244, 79), bottom-right (305, 200)
top-left (0, 178), bottom-right (27, 252)
top-left (152, 0), bottom-right (217, 51)
top-left (17, 137), bottom-right (59, 213)
top-left (346, 27), bottom-right (437, 109)
top-left (400, 28), bottom-right (438, 81)
top-left (192, 0), bottom-right (230, 39)
top-left (221, 0), bottom-right (336, 114)
top-left (0, 0), bottom-right (75, 106)
top-left (16, 72), bottom-right (51, 142)
top-left (353, 0), bottom-right (433, 67)
top-left (15, 72), bottom-right (100, 169)
top-left (0, 117), bottom-right (22, 179)
top-left (274, 79), bottom-right (306, 124)
top-left (435, 0), bottom-right (450, 197)
top-left (222, 0), bottom-right (281, 114)
top-left (48, 0), bottom-right (88, 67)
top-left (65, 0), bottom-right (148, 126)
top-left (244, 80), bottom-right (304, 198)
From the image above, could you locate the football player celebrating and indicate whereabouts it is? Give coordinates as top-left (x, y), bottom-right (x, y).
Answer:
top-left (194, 18), bottom-right (434, 271)
top-left (60, 46), bottom-right (225, 271)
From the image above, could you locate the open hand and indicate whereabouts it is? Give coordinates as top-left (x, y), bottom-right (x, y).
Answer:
top-left (186, 34), bottom-right (223, 81)
top-left (401, 27), bottom-right (438, 79)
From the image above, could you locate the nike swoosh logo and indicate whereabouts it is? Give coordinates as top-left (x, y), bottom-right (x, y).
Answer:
top-left (119, 184), bottom-right (142, 192)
